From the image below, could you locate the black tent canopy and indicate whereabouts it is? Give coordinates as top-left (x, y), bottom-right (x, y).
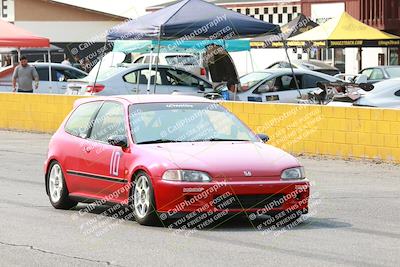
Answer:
top-left (250, 14), bottom-right (318, 48)
top-left (107, 0), bottom-right (280, 41)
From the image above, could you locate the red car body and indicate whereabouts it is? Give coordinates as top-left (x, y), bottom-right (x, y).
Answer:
top-left (45, 95), bottom-right (309, 223)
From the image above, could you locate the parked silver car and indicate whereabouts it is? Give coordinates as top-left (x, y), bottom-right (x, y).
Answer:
top-left (0, 63), bottom-right (87, 94)
top-left (229, 69), bottom-right (339, 103)
top-left (66, 64), bottom-right (213, 96)
top-left (359, 66), bottom-right (400, 84)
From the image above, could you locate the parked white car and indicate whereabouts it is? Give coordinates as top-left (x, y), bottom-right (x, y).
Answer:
top-left (354, 78), bottom-right (400, 108)
top-left (227, 69), bottom-right (339, 103)
top-left (133, 52), bottom-right (207, 79)
top-left (66, 64), bottom-right (213, 96)
top-left (0, 63), bottom-right (87, 94)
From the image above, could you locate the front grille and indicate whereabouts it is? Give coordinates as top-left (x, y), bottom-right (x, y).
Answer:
top-left (213, 194), bottom-right (284, 210)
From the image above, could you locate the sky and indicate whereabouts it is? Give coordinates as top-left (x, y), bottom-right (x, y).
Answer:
top-left (53, 0), bottom-right (169, 18)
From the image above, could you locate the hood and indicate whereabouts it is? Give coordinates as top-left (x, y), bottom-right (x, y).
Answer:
top-left (139, 141), bottom-right (300, 179)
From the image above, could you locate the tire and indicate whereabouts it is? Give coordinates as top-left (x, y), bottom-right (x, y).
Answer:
top-left (47, 161), bottom-right (77, 210)
top-left (131, 171), bottom-right (160, 226)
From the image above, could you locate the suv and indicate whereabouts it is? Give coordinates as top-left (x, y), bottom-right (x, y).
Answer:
top-left (133, 53), bottom-right (207, 79)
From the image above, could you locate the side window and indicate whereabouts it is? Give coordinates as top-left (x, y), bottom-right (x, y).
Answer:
top-left (142, 56), bottom-right (159, 64)
top-left (302, 74), bottom-right (328, 88)
top-left (140, 69), bottom-right (162, 85)
top-left (361, 69), bottom-right (373, 79)
top-left (36, 67), bottom-right (49, 81)
top-left (370, 69), bottom-right (384, 80)
top-left (274, 75), bottom-right (302, 91)
top-left (254, 78), bottom-right (276, 94)
top-left (90, 102), bottom-right (126, 143)
top-left (134, 56), bottom-right (143, 63)
top-left (164, 69), bottom-right (211, 88)
top-left (64, 69), bottom-right (86, 79)
top-left (64, 101), bottom-right (103, 138)
top-left (143, 56), bottom-right (151, 64)
top-left (123, 70), bottom-right (140, 84)
top-left (53, 68), bottom-right (65, 82)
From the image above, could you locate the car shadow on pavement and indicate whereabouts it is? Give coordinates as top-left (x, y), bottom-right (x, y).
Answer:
top-left (70, 204), bottom-right (352, 232)
top-left (206, 215), bottom-right (352, 232)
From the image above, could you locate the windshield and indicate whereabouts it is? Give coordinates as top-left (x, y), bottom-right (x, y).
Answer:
top-left (165, 55), bottom-right (199, 66)
top-left (386, 67), bottom-right (400, 78)
top-left (129, 102), bottom-right (258, 144)
top-left (239, 72), bottom-right (271, 91)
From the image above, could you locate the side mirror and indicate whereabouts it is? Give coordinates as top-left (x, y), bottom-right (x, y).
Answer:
top-left (58, 75), bottom-right (66, 82)
top-left (108, 135), bottom-right (128, 148)
top-left (257, 133), bottom-right (269, 143)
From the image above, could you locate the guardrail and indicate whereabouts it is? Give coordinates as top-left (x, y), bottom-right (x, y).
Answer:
top-left (0, 93), bottom-right (399, 163)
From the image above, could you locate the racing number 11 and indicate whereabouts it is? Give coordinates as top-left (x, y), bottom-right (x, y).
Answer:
top-left (110, 151), bottom-right (121, 176)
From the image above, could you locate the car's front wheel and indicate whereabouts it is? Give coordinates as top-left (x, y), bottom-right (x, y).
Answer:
top-left (47, 161), bottom-right (77, 209)
top-left (132, 172), bottom-right (159, 226)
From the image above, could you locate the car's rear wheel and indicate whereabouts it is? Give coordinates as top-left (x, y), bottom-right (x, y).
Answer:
top-left (132, 172), bottom-right (159, 226)
top-left (47, 161), bottom-right (77, 209)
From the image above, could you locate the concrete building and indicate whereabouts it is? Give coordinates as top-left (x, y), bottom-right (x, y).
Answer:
top-left (0, 0), bottom-right (127, 65)
top-left (147, 0), bottom-right (302, 26)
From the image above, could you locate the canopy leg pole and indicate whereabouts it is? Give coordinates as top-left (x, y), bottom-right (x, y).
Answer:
top-left (358, 47), bottom-right (363, 71)
top-left (153, 29), bottom-right (162, 94)
top-left (283, 40), bottom-right (301, 99)
top-left (249, 50), bottom-right (254, 72)
top-left (17, 48), bottom-right (21, 61)
top-left (48, 49), bottom-right (52, 93)
top-left (146, 47), bottom-right (154, 94)
top-left (92, 41), bottom-right (108, 95)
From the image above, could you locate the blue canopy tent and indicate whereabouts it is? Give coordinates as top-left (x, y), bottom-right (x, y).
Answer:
top-left (107, 0), bottom-right (279, 41)
top-left (104, 0), bottom-right (280, 94)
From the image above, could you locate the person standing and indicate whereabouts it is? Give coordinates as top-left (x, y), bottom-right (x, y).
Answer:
top-left (12, 56), bottom-right (39, 93)
top-left (72, 55), bottom-right (82, 70)
top-left (61, 55), bottom-right (72, 66)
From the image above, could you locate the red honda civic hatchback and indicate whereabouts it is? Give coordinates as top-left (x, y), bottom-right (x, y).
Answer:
top-left (45, 95), bottom-right (309, 226)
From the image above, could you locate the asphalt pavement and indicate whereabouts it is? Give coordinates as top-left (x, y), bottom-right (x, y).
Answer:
top-left (0, 130), bottom-right (399, 267)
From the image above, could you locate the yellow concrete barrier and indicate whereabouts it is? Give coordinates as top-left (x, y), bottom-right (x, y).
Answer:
top-left (0, 93), bottom-right (84, 133)
top-left (0, 93), bottom-right (399, 163)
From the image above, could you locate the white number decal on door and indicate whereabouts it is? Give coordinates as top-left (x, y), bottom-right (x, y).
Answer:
top-left (110, 151), bottom-right (121, 176)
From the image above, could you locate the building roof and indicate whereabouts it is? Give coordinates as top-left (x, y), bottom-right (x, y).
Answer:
top-left (50, 0), bottom-right (129, 19)
top-left (147, 0), bottom-right (300, 11)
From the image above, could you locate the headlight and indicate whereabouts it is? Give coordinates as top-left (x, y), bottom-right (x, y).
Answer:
top-left (162, 170), bottom-right (212, 182)
top-left (281, 167), bottom-right (305, 180)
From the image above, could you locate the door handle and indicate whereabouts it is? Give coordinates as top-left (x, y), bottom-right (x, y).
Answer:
top-left (84, 146), bottom-right (92, 153)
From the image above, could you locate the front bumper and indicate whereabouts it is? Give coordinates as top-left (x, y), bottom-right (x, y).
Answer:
top-left (154, 179), bottom-right (310, 216)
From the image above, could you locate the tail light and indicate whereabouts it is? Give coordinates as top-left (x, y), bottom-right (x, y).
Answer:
top-left (86, 84), bottom-right (105, 93)
top-left (200, 67), bottom-right (206, 76)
